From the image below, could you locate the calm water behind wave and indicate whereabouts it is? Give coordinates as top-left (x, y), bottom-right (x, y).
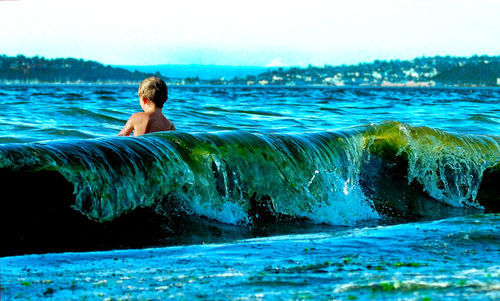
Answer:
top-left (0, 85), bottom-right (499, 143)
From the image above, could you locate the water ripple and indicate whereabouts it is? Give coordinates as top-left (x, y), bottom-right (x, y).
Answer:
top-left (0, 85), bottom-right (499, 142)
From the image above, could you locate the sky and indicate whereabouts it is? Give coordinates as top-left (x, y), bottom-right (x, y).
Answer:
top-left (0, 0), bottom-right (499, 67)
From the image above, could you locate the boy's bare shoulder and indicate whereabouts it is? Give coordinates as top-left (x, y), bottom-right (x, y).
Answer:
top-left (118, 112), bottom-right (147, 136)
top-left (129, 112), bottom-right (153, 124)
top-left (130, 112), bottom-right (149, 119)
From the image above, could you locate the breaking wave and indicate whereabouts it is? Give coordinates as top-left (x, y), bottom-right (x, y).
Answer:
top-left (0, 121), bottom-right (498, 228)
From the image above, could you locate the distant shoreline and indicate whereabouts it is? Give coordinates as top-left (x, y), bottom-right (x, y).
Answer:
top-left (1, 81), bottom-right (499, 89)
top-left (2, 54), bottom-right (500, 87)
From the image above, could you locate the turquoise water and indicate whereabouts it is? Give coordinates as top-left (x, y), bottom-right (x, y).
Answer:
top-left (2, 214), bottom-right (499, 300)
top-left (0, 85), bottom-right (499, 300)
top-left (0, 85), bottom-right (499, 143)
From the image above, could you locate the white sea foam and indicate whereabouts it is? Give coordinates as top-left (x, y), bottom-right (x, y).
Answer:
top-left (305, 170), bottom-right (379, 226)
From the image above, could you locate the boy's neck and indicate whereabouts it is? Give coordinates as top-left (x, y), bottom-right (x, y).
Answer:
top-left (143, 104), bottom-right (162, 114)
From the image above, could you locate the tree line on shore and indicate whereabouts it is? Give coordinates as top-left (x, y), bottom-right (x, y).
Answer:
top-left (0, 55), bottom-right (157, 83)
top-left (1, 54), bottom-right (499, 86)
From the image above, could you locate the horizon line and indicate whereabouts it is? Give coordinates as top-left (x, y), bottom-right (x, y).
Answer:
top-left (3, 53), bottom-right (500, 69)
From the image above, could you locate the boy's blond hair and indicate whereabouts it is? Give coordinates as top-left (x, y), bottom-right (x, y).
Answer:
top-left (138, 77), bottom-right (168, 108)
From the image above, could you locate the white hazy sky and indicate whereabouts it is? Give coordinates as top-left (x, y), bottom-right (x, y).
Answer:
top-left (1, 0), bottom-right (499, 67)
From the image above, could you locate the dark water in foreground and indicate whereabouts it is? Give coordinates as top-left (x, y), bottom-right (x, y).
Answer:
top-left (0, 85), bottom-right (499, 299)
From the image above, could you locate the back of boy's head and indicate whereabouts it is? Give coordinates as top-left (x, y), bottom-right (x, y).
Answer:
top-left (138, 77), bottom-right (168, 108)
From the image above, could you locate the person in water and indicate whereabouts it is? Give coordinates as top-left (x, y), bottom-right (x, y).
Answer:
top-left (118, 76), bottom-right (176, 136)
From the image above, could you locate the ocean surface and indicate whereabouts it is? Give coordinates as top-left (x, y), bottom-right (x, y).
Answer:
top-left (0, 84), bottom-right (499, 300)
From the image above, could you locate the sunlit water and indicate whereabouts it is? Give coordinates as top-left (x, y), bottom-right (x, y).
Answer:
top-left (0, 85), bottom-right (499, 300)
top-left (0, 85), bottom-right (499, 143)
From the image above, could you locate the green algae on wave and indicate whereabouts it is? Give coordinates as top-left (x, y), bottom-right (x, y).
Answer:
top-left (0, 122), bottom-right (498, 232)
top-left (363, 121), bottom-right (500, 210)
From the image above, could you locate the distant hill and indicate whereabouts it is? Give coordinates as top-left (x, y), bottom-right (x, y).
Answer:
top-left (0, 55), bottom-right (159, 83)
top-left (2, 54), bottom-right (500, 86)
top-left (237, 55), bottom-right (500, 87)
top-left (433, 61), bottom-right (500, 86)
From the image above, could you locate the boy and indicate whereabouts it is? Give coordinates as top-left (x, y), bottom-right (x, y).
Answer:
top-left (118, 76), bottom-right (176, 136)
